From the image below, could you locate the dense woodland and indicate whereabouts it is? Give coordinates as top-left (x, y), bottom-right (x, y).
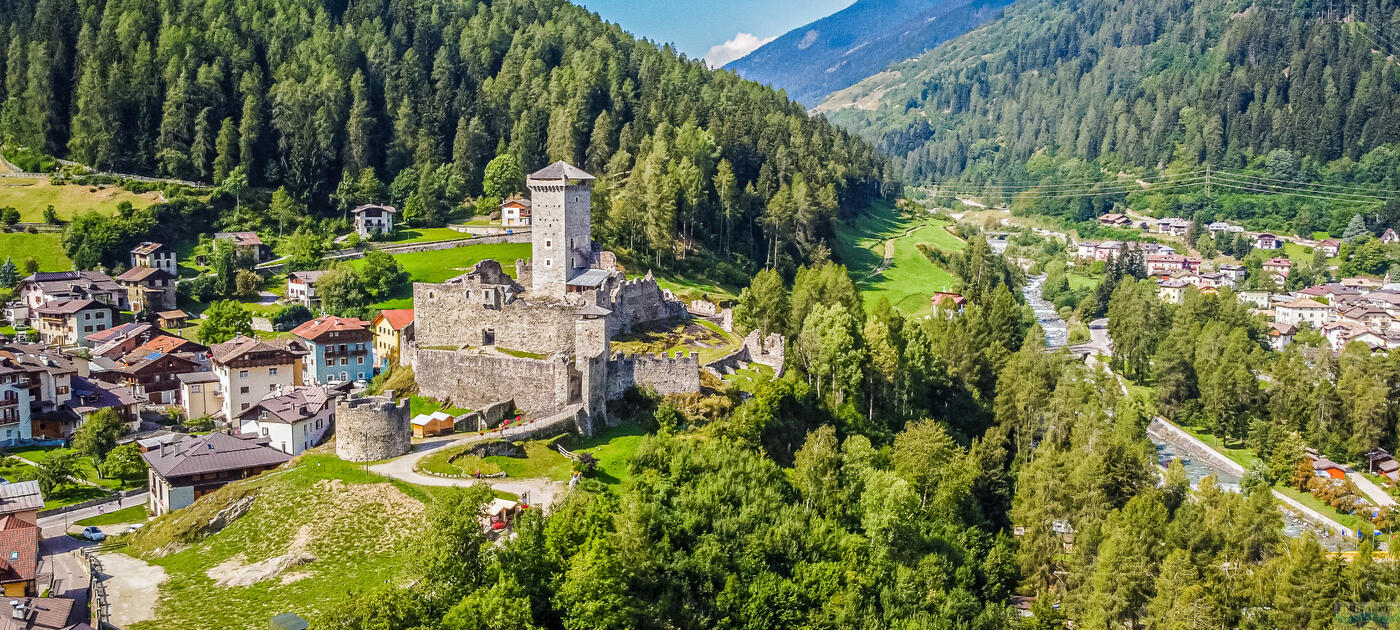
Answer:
top-left (0, 0), bottom-right (891, 273)
top-left (828, 0), bottom-right (1400, 231)
top-left (325, 261), bottom-right (1400, 630)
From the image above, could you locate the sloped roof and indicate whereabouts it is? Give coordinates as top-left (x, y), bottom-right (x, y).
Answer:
top-left (114, 266), bottom-right (174, 282)
top-left (373, 309), bottom-right (414, 331)
top-left (351, 203), bottom-right (398, 214)
top-left (290, 316), bottom-right (371, 342)
top-left (214, 232), bottom-right (264, 247)
top-left (35, 299), bottom-right (107, 316)
top-left (209, 335), bottom-right (305, 365)
top-left (528, 161), bottom-right (594, 181)
top-left (411, 410), bottom-right (454, 426)
top-left (237, 386), bottom-right (334, 424)
top-left (141, 432), bottom-right (291, 478)
top-left (0, 596), bottom-right (76, 629)
top-left (157, 309), bottom-right (188, 319)
top-left (86, 322), bottom-right (154, 345)
top-left (0, 482), bottom-right (43, 516)
top-left (0, 514), bottom-right (37, 585)
top-left (130, 241), bottom-right (169, 255)
top-left (1278, 296), bottom-right (1332, 309)
top-left (287, 270), bottom-right (329, 284)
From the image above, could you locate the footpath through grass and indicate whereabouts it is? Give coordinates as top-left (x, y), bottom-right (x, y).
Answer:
top-left (834, 201), bottom-right (965, 316)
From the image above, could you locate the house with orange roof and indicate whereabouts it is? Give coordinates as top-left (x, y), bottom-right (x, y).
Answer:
top-left (104, 336), bottom-right (209, 405)
top-left (290, 316), bottom-right (373, 385)
top-left (371, 309), bottom-right (414, 371)
top-left (0, 514), bottom-right (39, 596)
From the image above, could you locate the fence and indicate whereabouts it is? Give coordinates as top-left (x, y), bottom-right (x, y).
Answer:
top-left (80, 539), bottom-right (128, 628)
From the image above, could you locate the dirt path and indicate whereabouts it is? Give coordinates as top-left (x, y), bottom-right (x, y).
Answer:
top-left (867, 223), bottom-right (923, 279)
top-left (97, 551), bottom-right (167, 628)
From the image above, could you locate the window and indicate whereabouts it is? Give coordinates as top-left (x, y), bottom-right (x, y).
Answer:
top-left (340, 358), bottom-right (348, 366)
top-left (261, 427), bottom-right (268, 436)
top-left (190, 384), bottom-right (201, 393)
top-left (84, 326), bottom-right (93, 333)
top-left (545, 259), bottom-right (551, 267)
top-left (269, 368), bottom-right (278, 376)
top-left (545, 239), bottom-right (552, 247)
top-left (241, 403), bottom-right (250, 410)
top-left (268, 384), bottom-right (276, 392)
top-left (357, 357), bottom-right (364, 365)
top-left (57, 386), bottom-right (68, 395)
top-left (240, 386), bottom-right (249, 394)
top-left (239, 370), bottom-right (249, 378)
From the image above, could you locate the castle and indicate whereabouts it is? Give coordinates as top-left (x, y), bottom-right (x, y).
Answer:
top-left (410, 161), bottom-right (697, 435)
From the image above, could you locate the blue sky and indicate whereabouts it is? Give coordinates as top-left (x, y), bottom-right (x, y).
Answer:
top-left (575, 0), bottom-right (855, 66)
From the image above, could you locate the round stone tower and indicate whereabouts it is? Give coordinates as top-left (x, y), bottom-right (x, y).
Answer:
top-left (335, 395), bottom-right (411, 462)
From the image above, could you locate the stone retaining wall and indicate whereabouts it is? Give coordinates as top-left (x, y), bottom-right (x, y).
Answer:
top-left (607, 351), bottom-right (701, 398)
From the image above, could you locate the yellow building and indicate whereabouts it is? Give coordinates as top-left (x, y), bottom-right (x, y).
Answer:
top-left (372, 309), bottom-right (414, 371)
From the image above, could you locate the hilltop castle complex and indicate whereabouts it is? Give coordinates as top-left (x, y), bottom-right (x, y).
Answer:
top-left (410, 162), bottom-right (698, 434)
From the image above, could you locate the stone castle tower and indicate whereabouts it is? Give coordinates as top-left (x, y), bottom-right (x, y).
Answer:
top-left (335, 395), bottom-right (411, 462)
top-left (527, 161), bottom-right (595, 297)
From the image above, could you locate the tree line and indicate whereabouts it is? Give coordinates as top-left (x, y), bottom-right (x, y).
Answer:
top-left (0, 0), bottom-right (891, 274)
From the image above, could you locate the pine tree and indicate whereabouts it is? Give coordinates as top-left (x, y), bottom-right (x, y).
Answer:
top-left (21, 42), bottom-right (53, 151)
top-left (0, 257), bottom-right (17, 288)
top-left (345, 70), bottom-right (375, 173)
top-left (238, 93), bottom-right (262, 182)
top-left (190, 107), bottom-right (214, 179)
top-left (1342, 212), bottom-right (1369, 242)
top-left (67, 60), bottom-right (110, 168)
top-left (212, 117), bottom-right (238, 183)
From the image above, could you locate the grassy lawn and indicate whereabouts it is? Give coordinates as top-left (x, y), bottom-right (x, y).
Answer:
top-left (1068, 273), bottom-right (1100, 290)
top-left (610, 318), bottom-right (743, 364)
top-left (418, 424), bottom-right (647, 486)
top-left (75, 504), bottom-right (148, 527)
top-left (351, 242), bottom-right (532, 310)
top-left (1275, 485), bottom-right (1363, 531)
top-left (834, 201), bottom-right (963, 316)
top-left (722, 363), bottom-right (776, 394)
top-left (0, 232), bottom-right (71, 270)
top-left (0, 177), bottom-right (161, 221)
top-left (1170, 421), bottom-right (1263, 470)
top-left (408, 396), bottom-right (470, 418)
top-left (497, 347), bottom-right (546, 359)
top-left (124, 453), bottom-right (450, 630)
top-left (379, 228), bottom-right (467, 245)
top-left (654, 273), bottom-right (740, 304)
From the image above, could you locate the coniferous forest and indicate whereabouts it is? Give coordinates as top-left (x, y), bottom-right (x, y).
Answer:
top-left (0, 0), bottom-right (891, 273)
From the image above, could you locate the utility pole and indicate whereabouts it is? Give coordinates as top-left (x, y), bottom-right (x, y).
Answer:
top-left (1205, 166), bottom-right (1211, 198)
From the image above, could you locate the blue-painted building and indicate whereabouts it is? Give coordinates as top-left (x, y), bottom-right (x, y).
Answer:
top-left (0, 357), bottom-right (33, 446)
top-left (289, 316), bottom-right (374, 385)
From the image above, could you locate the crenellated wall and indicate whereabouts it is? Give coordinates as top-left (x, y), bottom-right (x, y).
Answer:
top-left (335, 395), bottom-right (411, 462)
top-left (606, 350), bottom-right (701, 399)
top-left (606, 273), bottom-right (686, 336)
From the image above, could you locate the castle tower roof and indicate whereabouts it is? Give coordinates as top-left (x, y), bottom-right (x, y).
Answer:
top-left (528, 161), bottom-right (594, 182)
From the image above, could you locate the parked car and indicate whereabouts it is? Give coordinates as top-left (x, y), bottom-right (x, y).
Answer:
top-left (80, 526), bottom-right (105, 542)
top-left (126, 523), bottom-right (144, 534)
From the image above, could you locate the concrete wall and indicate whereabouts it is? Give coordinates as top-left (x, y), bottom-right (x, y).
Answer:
top-left (414, 349), bottom-right (579, 417)
top-left (335, 396), bottom-right (411, 462)
top-left (606, 351), bottom-right (701, 399)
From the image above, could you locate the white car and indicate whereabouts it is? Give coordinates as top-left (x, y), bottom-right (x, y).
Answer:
top-left (80, 526), bottom-right (105, 542)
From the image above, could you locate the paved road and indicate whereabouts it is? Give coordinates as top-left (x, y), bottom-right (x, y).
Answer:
top-left (37, 493), bottom-right (148, 539)
top-left (369, 428), bottom-right (566, 509)
top-left (38, 535), bottom-right (95, 626)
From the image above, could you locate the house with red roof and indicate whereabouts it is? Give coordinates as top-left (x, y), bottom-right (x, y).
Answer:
top-left (104, 336), bottom-right (208, 406)
top-left (290, 316), bottom-right (373, 385)
top-left (0, 514), bottom-right (39, 597)
top-left (371, 309), bottom-right (415, 370)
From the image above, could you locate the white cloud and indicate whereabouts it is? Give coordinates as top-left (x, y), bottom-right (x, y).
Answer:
top-left (704, 32), bottom-right (776, 68)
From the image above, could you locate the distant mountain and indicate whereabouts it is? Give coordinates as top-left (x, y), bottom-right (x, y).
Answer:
top-left (818, 0), bottom-right (1400, 186)
top-left (725, 0), bottom-right (1015, 107)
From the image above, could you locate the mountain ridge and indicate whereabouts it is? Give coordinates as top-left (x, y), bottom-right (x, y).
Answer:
top-left (725, 0), bottom-right (1015, 107)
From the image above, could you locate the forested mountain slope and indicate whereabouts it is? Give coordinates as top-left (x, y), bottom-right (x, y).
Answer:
top-left (0, 0), bottom-right (890, 272)
top-left (726, 0), bottom-right (1015, 107)
top-left (820, 0), bottom-right (1400, 186)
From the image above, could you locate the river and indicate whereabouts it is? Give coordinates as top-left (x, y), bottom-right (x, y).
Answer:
top-left (1023, 275), bottom-right (1068, 348)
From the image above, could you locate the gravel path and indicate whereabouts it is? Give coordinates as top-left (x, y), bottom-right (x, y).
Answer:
top-left (369, 429), bottom-right (566, 509)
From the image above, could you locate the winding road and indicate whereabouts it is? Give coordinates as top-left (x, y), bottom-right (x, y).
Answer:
top-left (368, 422), bottom-right (569, 509)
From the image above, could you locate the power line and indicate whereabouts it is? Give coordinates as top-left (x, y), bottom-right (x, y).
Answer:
top-left (933, 169), bottom-right (1208, 191)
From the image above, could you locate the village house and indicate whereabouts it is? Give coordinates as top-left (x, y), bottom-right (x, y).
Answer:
top-left (1275, 296), bottom-right (1336, 328)
top-left (178, 372), bottom-right (221, 420)
top-left (1157, 279), bottom-right (1188, 304)
top-left (1298, 283), bottom-right (1362, 304)
top-left (1321, 321), bottom-right (1388, 351)
top-left (129, 241), bottom-right (178, 276)
top-left (67, 376), bottom-right (142, 433)
top-left (1145, 254), bottom-right (1198, 276)
top-left (0, 360), bottom-right (31, 446)
top-left (1268, 322), bottom-right (1297, 351)
top-left (14, 271), bottom-right (126, 322)
top-left (1263, 257), bottom-right (1294, 281)
top-left (1238, 289), bottom-right (1271, 309)
top-left (236, 385), bottom-right (337, 456)
top-left (1254, 233), bottom-right (1284, 250)
top-left (930, 292), bottom-right (966, 314)
top-left (1207, 221), bottom-right (1234, 233)
top-left (158, 310), bottom-right (189, 330)
top-left (1384, 228), bottom-right (1400, 244)
top-left (103, 336), bottom-right (207, 406)
top-left (351, 204), bottom-right (397, 238)
top-left (1338, 304), bottom-right (1393, 330)
top-left (34, 300), bottom-right (116, 347)
top-left (1316, 239), bottom-right (1341, 258)
top-left (209, 335), bottom-right (306, 422)
top-left (115, 266), bottom-right (177, 314)
top-left (371, 309), bottom-right (414, 370)
top-left (87, 322), bottom-right (162, 360)
top-left (0, 343), bottom-right (74, 441)
top-left (286, 271), bottom-right (330, 309)
top-left (1157, 217), bottom-right (1191, 236)
top-left (142, 432), bottom-right (291, 515)
top-left (213, 231), bottom-right (272, 262)
top-left (0, 481), bottom-right (42, 598)
top-left (291, 316), bottom-right (373, 385)
top-left (501, 196), bottom-right (532, 227)
top-left (1217, 264), bottom-right (1246, 286)
top-left (411, 410), bottom-right (454, 438)
top-left (1341, 277), bottom-right (1383, 291)
top-left (1097, 213), bottom-right (1130, 227)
